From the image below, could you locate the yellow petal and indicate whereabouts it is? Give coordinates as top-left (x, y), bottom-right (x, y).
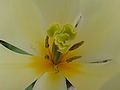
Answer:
top-left (34, 0), bottom-right (80, 25)
top-left (33, 72), bottom-right (67, 90)
top-left (76, 0), bottom-right (120, 59)
top-left (61, 61), bottom-right (119, 90)
top-left (0, 46), bottom-right (43, 90)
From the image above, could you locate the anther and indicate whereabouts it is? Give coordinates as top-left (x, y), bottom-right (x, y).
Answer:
top-left (45, 36), bottom-right (49, 48)
top-left (69, 41), bottom-right (84, 51)
top-left (75, 16), bottom-right (82, 28)
top-left (90, 59), bottom-right (112, 64)
top-left (66, 56), bottom-right (82, 63)
top-left (44, 55), bottom-right (49, 60)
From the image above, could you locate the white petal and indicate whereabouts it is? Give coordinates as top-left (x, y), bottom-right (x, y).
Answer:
top-left (61, 61), bottom-right (120, 90)
top-left (0, 46), bottom-right (42, 90)
top-left (75, 0), bottom-right (120, 62)
top-left (33, 72), bottom-right (67, 90)
top-left (100, 73), bottom-right (120, 90)
top-left (34, 0), bottom-right (80, 25)
top-left (0, 0), bottom-right (45, 55)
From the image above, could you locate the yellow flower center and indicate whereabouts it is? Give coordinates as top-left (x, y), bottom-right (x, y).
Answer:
top-left (29, 24), bottom-right (83, 74)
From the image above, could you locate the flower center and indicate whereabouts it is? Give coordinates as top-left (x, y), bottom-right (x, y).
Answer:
top-left (30, 24), bottom-right (84, 74)
top-left (43, 24), bottom-right (84, 72)
top-left (30, 24), bottom-right (111, 74)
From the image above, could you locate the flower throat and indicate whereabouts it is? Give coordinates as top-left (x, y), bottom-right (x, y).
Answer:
top-left (44, 24), bottom-right (84, 65)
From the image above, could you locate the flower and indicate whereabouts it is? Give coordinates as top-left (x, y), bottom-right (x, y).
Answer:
top-left (0, 0), bottom-right (120, 90)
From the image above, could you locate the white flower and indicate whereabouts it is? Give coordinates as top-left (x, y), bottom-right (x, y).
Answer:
top-left (0, 0), bottom-right (120, 90)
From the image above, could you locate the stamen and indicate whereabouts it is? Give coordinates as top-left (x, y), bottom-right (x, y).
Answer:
top-left (66, 56), bottom-right (82, 63)
top-left (75, 16), bottom-right (82, 28)
top-left (90, 59), bottom-right (112, 64)
top-left (69, 41), bottom-right (84, 51)
top-left (45, 36), bottom-right (49, 48)
top-left (44, 55), bottom-right (49, 60)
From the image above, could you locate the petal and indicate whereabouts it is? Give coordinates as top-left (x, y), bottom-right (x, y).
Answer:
top-left (33, 72), bottom-right (67, 90)
top-left (0, 0), bottom-right (45, 55)
top-left (100, 73), bottom-right (120, 90)
top-left (34, 0), bottom-right (80, 25)
top-left (76, 0), bottom-right (120, 60)
top-left (0, 46), bottom-right (43, 90)
top-left (60, 61), bottom-right (120, 90)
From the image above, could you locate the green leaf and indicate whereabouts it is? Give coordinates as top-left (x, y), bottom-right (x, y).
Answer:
top-left (25, 80), bottom-right (37, 90)
top-left (0, 40), bottom-right (32, 55)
